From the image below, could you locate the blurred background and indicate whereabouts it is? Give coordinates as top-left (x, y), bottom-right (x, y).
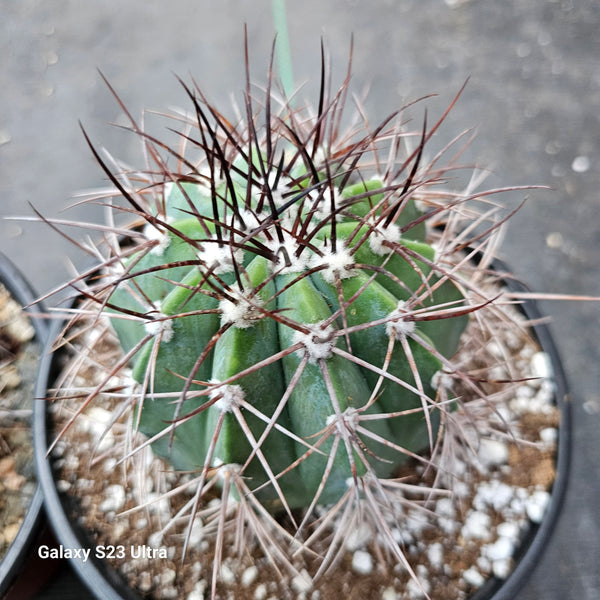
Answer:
top-left (1, 1), bottom-right (598, 598)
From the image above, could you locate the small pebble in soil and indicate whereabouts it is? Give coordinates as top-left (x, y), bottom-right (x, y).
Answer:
top-left (187, 580), bottom-right (207, 600)
top-left (352, 549), bottom-right (373, 575)
top-left (531, 352), bottom-right (552, 379)
top-left (3, 523), bottom-right (21, 545)
top-left (139, 571), bottom-right (152, 592)
top-left (291, 570), bottom-right (313, 594)
top-left (382, 587), bottom-right (397, 600)
top-left (484, 536), bottom-right (515, 562)
top-left (525, 490), bottom-right (551, 523)
top-left (345, 521), bottom-right (372, 551)
top-left (56, 480), bottom-right (72, 492)
top-left (253, 583), bottom-right (267, 600)
top-left (159, 586), bottom-right (177, 599)
top-left (241, 565), bottom-right (259, 587)
top-left (540, 427), bottom-right (558, 447)
top-left (435, 497), bottom-right (455, 517)
top-left (187, 517), bottom-right (204, 549)
top-left (99, 484), bottom-right (126, 512)
top-left (492, 558), bottom-right (513, 579)
top-left (463, 567), bottom-right (486, 588)
top-left (103, 457), bottom-right (118, 472)
top-left (160, 568), bottom-right (177, 586)
top-left (219, 562), bottom-right (236, 585)
top-left (496, 521), bottom-right (521, 542)
top-left (427, 542), bottom-right (444, 570)
top-left (474, 480), bottom-right (515, 512)
top-left (3, 471), bottom-right (25, 491)
top-left (461, 510), bottom-right (492, 540)
top-left (478, 438), bottom-right (510, 468)
top-left (407, 565), bottom-right (431, 599)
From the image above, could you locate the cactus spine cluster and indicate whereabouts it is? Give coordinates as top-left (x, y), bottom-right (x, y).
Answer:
top-left (95, 70), bottom-right (474, 516)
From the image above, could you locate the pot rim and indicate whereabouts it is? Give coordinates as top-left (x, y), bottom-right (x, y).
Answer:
top-left (0, 252), bottom-right (48, 597)
top-left (33, 260), bottom-right (571, 600)
top-left (470, 261), bottom-right (571, 600)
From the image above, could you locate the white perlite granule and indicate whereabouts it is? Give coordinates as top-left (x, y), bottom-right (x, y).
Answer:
top-left (427, 543), bottom-right (444, 570)
top-left (477, 438), bottom-right (510, 467)
top-left (241, 566), bottom-right (259, 587)
top-left (463, 567), bottom-right (486, 588)
top-left (345, 522), bottom-right (373, 551)
top-left (98, 484), bottom-right (126, 513)
top-left (291, 570), bottom-right (313, 594)
top-left (461, 510), bottom-right (492, 540)
top-left (526, 490), bottom-right (551, 523)
top-left (352, 550), bottom-right (374, 575)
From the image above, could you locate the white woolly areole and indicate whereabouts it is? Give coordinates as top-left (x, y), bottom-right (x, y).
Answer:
top-left (107, 261), bottom-right (125, 286)
top-left (143, 223), bottom-right (171, 256)
top-left (368, 222), bottom-right (401, 256)
top-left (211, 459), bottom-right (242, 485)
top-left (209, 380), bottom-right (245, 413)
top-left (200, 166), bottom-right (225, 189)
top-left (386, 300), bottom-right (416, 338)
top-left (310, 187), bottom-right (342, 223)
top-left (237, 208), bottom-right (264, 233)
top-left (292, 323), bottom-right (336, 364)
top-left (326, 407), bottom-right (359, 434)
top-left (253, 175), bottom-right (290, 214)
top-left (163, 181), bottom-right (174, 199)
top-left (430, 241), bottom-right (444, 264)
top-left (310, 244), bottom-right (356, 284)
top-left (219, 286), bottom-right (264, 329)
top-left (144, 313), bottom-right (174, 342)
top-left (431, 370), bottom-right (454, 391)
top-left (270, 231), bottom-right (310, 274)
top-left (312, 145), bottom-right (327, 164)
top-left (269, 188), bottom-right (287, 208)
top-left (198, 241), bottom-right (244, 275)
top-left (257, 170), bottom-right (279, 190)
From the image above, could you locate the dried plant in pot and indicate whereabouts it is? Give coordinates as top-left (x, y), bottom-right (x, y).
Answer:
top-left (0, 252), bottom-right (46, 597)
top-left (32, 44), bottom-right (578, 600)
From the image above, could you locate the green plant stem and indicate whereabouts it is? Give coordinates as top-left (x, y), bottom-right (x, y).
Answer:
top-left (271, 0), bottom-right (295, 100)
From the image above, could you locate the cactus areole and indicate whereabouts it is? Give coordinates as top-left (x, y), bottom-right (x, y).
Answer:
top-left (92, 75), bottom-right (474, 515)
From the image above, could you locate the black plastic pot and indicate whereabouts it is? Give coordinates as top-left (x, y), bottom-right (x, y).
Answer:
top-left (0, 252), bottom-right (48, 598)
top-left (33, 263), bottom-right (571, 600)
top-left (470, 264), bottom-right (571, 600)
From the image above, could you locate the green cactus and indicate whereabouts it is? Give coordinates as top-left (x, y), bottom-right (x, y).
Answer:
top-left (34, 25), bottom-right (569, 597)
top-left (103, 94), bottom-right (470, 512)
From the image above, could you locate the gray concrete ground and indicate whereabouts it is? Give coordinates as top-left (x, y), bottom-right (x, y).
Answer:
top-left (1, 1), bottom-right (599, 598)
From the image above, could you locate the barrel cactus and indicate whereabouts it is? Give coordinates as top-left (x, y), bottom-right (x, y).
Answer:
top-left (92, 74), bottom-right (474, 517)
top-left (42, 51), bottom-right (536, 595)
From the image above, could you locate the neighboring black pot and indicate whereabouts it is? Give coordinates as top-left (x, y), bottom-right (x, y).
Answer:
top-left (0, 252), bottom-right (47, 598)
top-left (33, 264), bottom-right (571, 600)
